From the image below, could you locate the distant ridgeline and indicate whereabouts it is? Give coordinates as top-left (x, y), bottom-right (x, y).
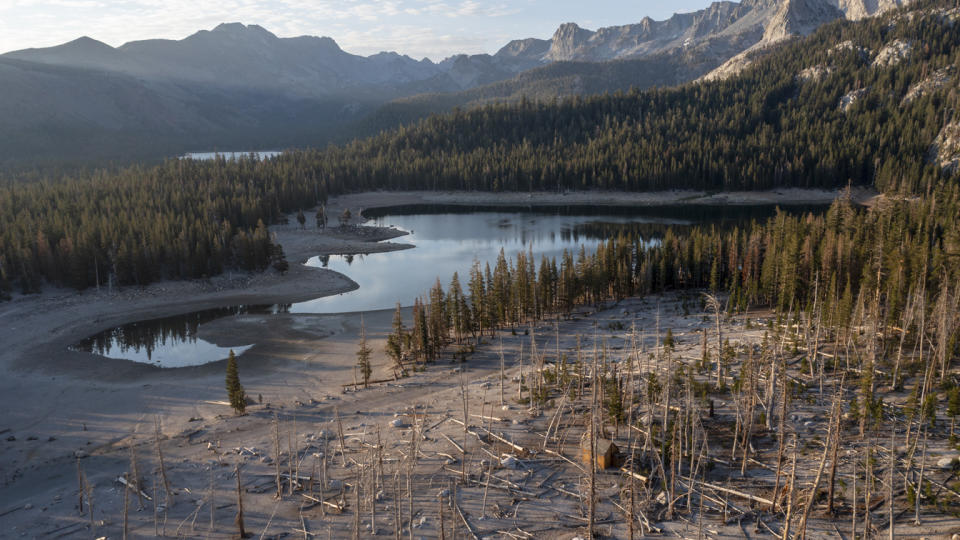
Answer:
top-left (1, 0), bottom-right (959, 302)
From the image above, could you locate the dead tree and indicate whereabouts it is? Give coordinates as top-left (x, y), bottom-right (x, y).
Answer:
top-left (703, 293), bottom-right (723, 389)
top-left (154, 417), bottom-right (172, 508)
top-left (588, 339), bottom-right (598, 539)
top-left (782, 434), bottom-right (798, 540)
top-left (274, 414), bottom-right (282, 498)
top-left (797, 392), bottom-right (841, 539)
top-left (235, 465), bottom-right (247, 538)
top-left (76, 458), bottom-right (84, 515)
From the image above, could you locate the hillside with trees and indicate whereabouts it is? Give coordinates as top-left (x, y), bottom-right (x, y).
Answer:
top-left (1, 0), bottom-right (959, 298)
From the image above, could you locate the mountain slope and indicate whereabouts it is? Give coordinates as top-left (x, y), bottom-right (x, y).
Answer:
top-left (0, 0), bottom-right (919, 166)
top-left (0, 57), bottom-right (380, 165)
top-left (285, 0), bottom-right (960, 197)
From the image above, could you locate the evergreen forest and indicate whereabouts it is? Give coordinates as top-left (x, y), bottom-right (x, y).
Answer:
top-left (0, 0), bottom-right (959, 309)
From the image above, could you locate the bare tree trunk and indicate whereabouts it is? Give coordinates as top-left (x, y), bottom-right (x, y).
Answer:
top-left (588, 338), bottom-right (597, 539)
top-left (797, 395), bottom-right (840, 539)
top-left (288, 428), bottom-right (295, 496)
top-left (336, 407), bottom-right (348, 467)
top-left (438, 493), bottom-right (445, 540)
top-left (129, 444), bottom-right (143, 510)
top-left (209, 466), bottom-right (215, 532)
top-left (518, 341), bottom-right (524, 402)
top-left (370, 451), bottom-right (377, 536)
top-left (76, 458), bottom-right (84, 515)
top-left (393, 473), bottom-right (401, 540)
top-left (499, 337), bottom-right (505, 406)
top-left (771, 355), bottom-right (789, 512)
top-left (235, 465), bottom-right (247, 538)
top-left (782, 435), bottom-right (798, 540)
top-left (851, 453), bottom-right (858, 540)
top-left (155, 417), bottom-right (172, 508)
top-left (460, 373), bottom-right (469, 484)
top-left (915, 426), bottom-right (928, 525)
top-left (353, 468), bottom-right (361, 540)
top-left (864, 443), bottom-right (873, 535)
top-left (274, 414), bottom-right (282, 498)
top-left (122, 472), bottom-right (129, 540)
top-left (827, 401), bottom-right (841, 514)
top-left (889, 418), bottom-right (896, 540)
top-left (704, 294), bottom-right (723, 389)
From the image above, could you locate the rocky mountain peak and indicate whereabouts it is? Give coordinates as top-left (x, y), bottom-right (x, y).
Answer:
top-left (763, 0), bottom-right (844, 42)
top-left (211, 22), bottom-right (274, 37)
top-left (547, 22), bottom-right (596, 61)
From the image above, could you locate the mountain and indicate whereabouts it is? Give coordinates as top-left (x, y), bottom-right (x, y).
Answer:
top-left (5, 24), bottom-right (441, 99)
top-left (0, 0), bottom-right (917, 166)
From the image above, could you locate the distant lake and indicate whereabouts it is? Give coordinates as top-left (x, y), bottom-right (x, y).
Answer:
top-left (181, 150), bottom-right (283, 160)
top-left (73, 203), bottom-right (828, 367)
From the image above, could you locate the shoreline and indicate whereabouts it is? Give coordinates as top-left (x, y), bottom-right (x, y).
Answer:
top-left (339, 186), bottom-right (878, 211)
top-left (0, 186), bottom-right (865, 358)
top-left (0, 187), bottom-right (885, 535)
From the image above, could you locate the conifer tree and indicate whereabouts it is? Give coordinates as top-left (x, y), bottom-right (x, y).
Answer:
top-left (225, 350), bottom-right (245, 415)
top-left (357, 315), bottom-right (373, 388)
top-left (385, 304), bottom-right (407, 377)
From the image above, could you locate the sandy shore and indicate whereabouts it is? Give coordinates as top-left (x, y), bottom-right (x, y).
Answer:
top-left (0, 187), bottom-right (885, 537)
top-left (335, 186), bottom-right (879, 211)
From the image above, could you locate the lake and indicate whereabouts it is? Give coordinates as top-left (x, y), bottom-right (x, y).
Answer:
top-left (181, 150), bottom-right (283, 160)
top-left (72, 203), bottom-right (824, 367)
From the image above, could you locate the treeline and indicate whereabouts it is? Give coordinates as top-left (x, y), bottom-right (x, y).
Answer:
top-left (0, 157), bottom-right (309, 295)
top-left (386, 188), bottom-right (960, 375)
top-left (2, 0), bottom-right (960, 297)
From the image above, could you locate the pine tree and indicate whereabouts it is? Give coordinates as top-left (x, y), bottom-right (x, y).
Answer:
top-left (225, 350), bottom-right (245, 415)
top-left (357, 315), bottom-right (373, 388)
top-left (385, 304), bottom-right (407, 377)
top-left (947, 386), bottom-right (960, 440)
top-left (316, 205), bottom-right (326, 229)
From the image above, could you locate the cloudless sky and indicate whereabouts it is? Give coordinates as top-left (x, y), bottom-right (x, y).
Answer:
top-left (0, 0), bottom-right (721, 61)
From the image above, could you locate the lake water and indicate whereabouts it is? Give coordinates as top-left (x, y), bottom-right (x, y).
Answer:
top-left (73, 204), bottom-right (824, 367)
top-left (72, 305), bottom-right (289, 368)
top-left (182, 150), bottom-right (283, 160)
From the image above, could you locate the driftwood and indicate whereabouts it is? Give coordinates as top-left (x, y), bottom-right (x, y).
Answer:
top-left (441, 432), bottom-right (465, 455)
top-left (117, 475), bottom-right (152, 501)
top-left (342, 377), bottom-right (396, 388)
top-left (302, 493), bottom-right (343, 512)
top-left (453, 499), bottom-right (480, 540)
top-left (620, 467), bottom-right (649, 483)
top-left (695, 478), bottom-right (774, 507)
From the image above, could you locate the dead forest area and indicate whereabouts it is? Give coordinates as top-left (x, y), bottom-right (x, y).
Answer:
top-left (56, 274), bottom-right (960, 540)
top-left (45, 190), bottom-right (960, 539)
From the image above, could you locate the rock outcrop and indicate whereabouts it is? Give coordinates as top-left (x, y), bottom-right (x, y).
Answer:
top-left (872, 39), bottom-right (913, 67)
top-left (797, 64), bottom-right (835, 82)
top-left (902, 66), bottom-right (955, 104)
top-left (839, 87), bottom-right (870, 111)
top-left (930, 121), bottom-right (960, 173)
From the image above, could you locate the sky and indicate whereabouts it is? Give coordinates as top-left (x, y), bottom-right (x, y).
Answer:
top-left (0, 0), bottom-right (719, 61)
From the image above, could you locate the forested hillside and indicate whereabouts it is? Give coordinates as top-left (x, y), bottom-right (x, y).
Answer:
top-left (320, 5), bottom-right (959, 194)
top-left (1, 0), bottom-right (958, 297)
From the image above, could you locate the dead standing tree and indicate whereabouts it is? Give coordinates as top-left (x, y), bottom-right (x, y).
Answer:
top-left (703, 293), bottom-right (724, 389)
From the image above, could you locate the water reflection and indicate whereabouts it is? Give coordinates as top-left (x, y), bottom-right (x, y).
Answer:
top-left (73, 304), bottom-right (289, 368)
top-left (73, 204), bottom-right (825, 367)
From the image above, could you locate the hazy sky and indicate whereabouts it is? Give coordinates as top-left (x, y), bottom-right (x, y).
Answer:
top-left (0, 0), bottom-right (719, 60)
